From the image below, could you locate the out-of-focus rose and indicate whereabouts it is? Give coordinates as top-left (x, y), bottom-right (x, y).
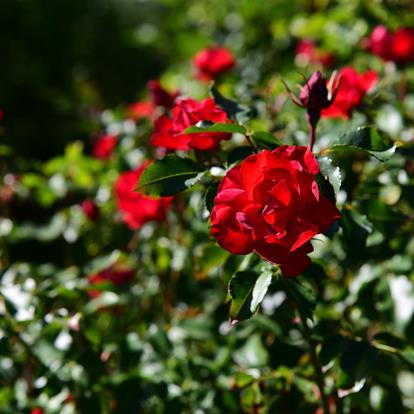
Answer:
top-left (87, 266), bottom-right (135, 298)
top-left (322, 67), bottom-right (378, 119)
top-left (367, 25), bottom-right (414, 65)
top-left (92, 134), bottom-right (118, 159)
top-left (151, 98), bottom-right (232, 151)
top-left (128, 81), bottom-right (179, 120)
top-left (114, 163), bottom-right (172, 230)
top-left (127, 100), bottom-right (156, 120)
top-left (193, 46), bottom-right (235, 81)
top-left (147, 80), bottom-right (179, 109)
top-left (81, 199), bottom-right (100, 221)
top-left (31, 409), bottom-right (44, 414)
top-left (210, 146), bottom-right (340, 277)
top-left (296, 40), bottom-right (335, 67)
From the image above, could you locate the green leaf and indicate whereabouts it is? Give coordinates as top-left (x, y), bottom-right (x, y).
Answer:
top-left (137, 155), bottom-right (203, 196)
top-left (318, 156), bottom-right (342, 197)
top-left (399, 349), bottom-right (414, 367)
top-left (250, 270), bottom-right (273, 313)
top-left (281, 278), bottom-right (316, 321)
top-left (341, 208), bottom-right (373, 254)
top-left (235, 334), bottom-right (269, 368)
top-left (339, 340), bottom-right (379, 382)
top-left (320, 335), bottom-right (348, 366)
top-left (328, 127), bottom-right (395, 161)
top-left (228, 271), bottom-right (259, 321)
top-left (252, 131), bottom-right (283, 149)
top-left (210, 85), bottom-right (251, 124)
top-left (184, 123), bottom-right (246, 134)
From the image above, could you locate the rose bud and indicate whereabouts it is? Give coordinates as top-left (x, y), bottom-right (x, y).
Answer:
top-left (299, 71), bottom-right (331, 110)
top-left (284, 71), bottom-right (339, 149)
top-left (147, 80), bottom-right (179, 109)
top-left (81, 199), bottom-right (100, 221)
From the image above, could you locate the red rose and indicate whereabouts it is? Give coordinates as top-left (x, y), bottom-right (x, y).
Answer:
top-left (151, 97), bottom-right (232, 151)
top-left (367, 25), bottom-right (414, 64)
top-left (31, 409), bottom-right (44, 414)
top-left (193, 46), bottom-right (235, 81)
top-left (321, 67), bottom-right (378, 119)
top-left (114, 163), bottom-right (172, 230)
top-left (296, 40), bottom-right (335, 67)
top-left (88, 266), bottom-right (135, 298)
top-left (92, 134), bottom-right (118, 159)
top-left (210, 146), bottom-right (340, 277)
top-left (81, 199), bottom-right (100, 221)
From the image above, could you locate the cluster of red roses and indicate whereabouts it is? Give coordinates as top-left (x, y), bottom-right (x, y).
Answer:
top-left (84, 26), bottom-right (413, 279)
top-left (367, 25), bottom-right (414, 65)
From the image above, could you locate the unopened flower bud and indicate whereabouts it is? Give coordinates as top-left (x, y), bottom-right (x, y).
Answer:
top-left (299, 71), bottom-right (331, 110)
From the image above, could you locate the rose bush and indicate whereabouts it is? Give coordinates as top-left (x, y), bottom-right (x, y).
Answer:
top-left (211, 146), bottom-right (340, 276)
top-left (2, 2), bottom-right (414, 413)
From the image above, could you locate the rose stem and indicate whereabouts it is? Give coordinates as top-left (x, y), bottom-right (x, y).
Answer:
top-left (297, 309), bottom-right (331, 414)
top-left (309, 124), bottom-right (316, 152)
top-left (307, 108), bottom-right (320, 152)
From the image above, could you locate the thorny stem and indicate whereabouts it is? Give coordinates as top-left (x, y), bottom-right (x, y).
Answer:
top-left (297, 310), bottom-right (331, 414)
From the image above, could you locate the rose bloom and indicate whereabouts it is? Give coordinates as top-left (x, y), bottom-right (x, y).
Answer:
top-left (193, 46), bottom-right (235, 81)
top-left (81, 199), bottom-right (100, 221)
top-left (88, 266), bottom-right (135, 298)
top-left (31, 409), bottom-right (44, 414)
top-left (210, 146), bottom-right (340, 277)
top-left (296, 39), bottom-right (335, 67)
top-left (114, 163), bottom-right (172, 230)
top-left (321, 67), bottom-right (378, 119)
top-left (92, 134), bottom-right (118, 159)
top-left (151, 97), bottom-right (232, 151)
top-left (367, 25), bottom-right (414, 65)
